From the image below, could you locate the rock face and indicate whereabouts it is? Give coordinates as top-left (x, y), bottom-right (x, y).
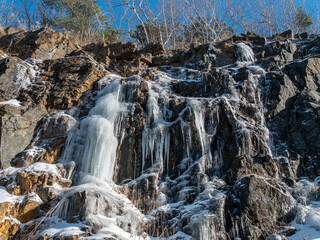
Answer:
top-left (229, 175), bottom-right (295, 238)
top-left (0, 104), bottom-right (47, 168)
top-left (0, 28), bottom-right (77, 60)
top-left (0, 29), bottom-right (320, 239)
top-left (0, 57), bottom-right (38, 101)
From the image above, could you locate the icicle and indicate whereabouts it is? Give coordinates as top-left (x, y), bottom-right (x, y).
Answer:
top-left (235, 43), bottom-right (255, 63)
top-left (188, 99), bottom-right (212, 173)
top-left (63, 80), bottom-right (125, 181)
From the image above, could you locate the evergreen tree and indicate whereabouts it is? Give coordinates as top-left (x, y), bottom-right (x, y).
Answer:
top-left (42, 0), bottom-right (122, 42)
top-left (294, 6), bottom-right (313, 33)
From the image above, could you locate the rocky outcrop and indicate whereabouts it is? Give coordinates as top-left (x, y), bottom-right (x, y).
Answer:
top-left (0, 50), bottom-right (107, 170)
top-left (41, 56), bottom-right (108, 110)
top-left (0, 28), bottom-right (320, 239)
top-left (0, 28), bottom-right (77, 60)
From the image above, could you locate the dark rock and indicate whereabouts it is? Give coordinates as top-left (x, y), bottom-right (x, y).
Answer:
top-left (43, 56), bottom-right (108, 110)
top-left (0, 57), bottom-right (37, 100)
top-left (229, 175), bottom-right (295, 237)
top-left (285, 57), bottom-right (320, 90)
top-left (108, 42), bottom-right (137, 61)
top-left (260, 40), bottom-right (297, 68)
top-left (140, 43), bottom-right (165, 56)
top-left (232, 32), bottom-right (263, 42)
top-left (285, 89), bottom-right (320, 178)
top-left (10, 113), bottom-right (77, 167)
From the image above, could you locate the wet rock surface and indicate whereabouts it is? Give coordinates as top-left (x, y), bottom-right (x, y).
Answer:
top-left (0, 29), bottom-right (319, 239)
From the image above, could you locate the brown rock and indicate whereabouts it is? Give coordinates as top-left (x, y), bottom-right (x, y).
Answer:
top-left (140, 43), bottom-right (165, 56)
top-left (0, 28), bottom-right (77, 60)
top-left (18, 194), bottom-right (41, 223)
top-left (0, 218), bottom-right (19, 240)
top-left (16, 171), bottom-right (39, 194)
top-left (6, 185), bottom-right (21, 195)
top-left (107, 42), bottom-right (137, 61)
top-left (138, 53), bottom-right (152, 65)
top-left (36, 186), bottom-right (57, 203)
top-left (0, 201), bottom-right (13, 220)
top-left (0, 199), bottom-right (20, 239)
top-left (42, 56), bottom-right (108, 110)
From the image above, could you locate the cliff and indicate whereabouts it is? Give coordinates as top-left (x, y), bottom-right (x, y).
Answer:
top-left (0, 28), bottom-right (319, 239)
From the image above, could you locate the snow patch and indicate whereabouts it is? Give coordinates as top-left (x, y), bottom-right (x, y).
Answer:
top-left (0, 99), bottom-right (21, 106)
top-left (0, 187), bottom-right (24, 203)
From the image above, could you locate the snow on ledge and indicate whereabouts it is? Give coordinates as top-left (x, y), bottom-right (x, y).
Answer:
top-left (0, 99), bottom-right (21, 106)
top-left (0, 187), bottom-right (24, 204)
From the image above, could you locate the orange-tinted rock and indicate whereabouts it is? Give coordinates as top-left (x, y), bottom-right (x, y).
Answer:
top-left (0, 201), bottom-right (13, 220)
top-left (16, 172), bottom-right (39, 194)
top-left (0, 218), bottom-right (19, 240)
top-left (18, 194), bottom-right (41, 223)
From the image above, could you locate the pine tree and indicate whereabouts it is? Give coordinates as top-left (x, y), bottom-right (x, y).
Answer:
top-left (42, 0), bottom-right (122, 42)
top-left (294, 6), bottom-right (313, 33)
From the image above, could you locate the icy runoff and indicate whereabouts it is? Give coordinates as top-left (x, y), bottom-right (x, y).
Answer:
top-left (12, 43), bottom-right (253, 239)
top-left (33, 42), bottom-right (268, 239)
top-left (39, 75), bottom-right (147, 240)
top-left (3, 42), bottom-right (320, 239)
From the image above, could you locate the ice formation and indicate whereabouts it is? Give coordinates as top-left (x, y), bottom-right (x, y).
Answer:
top-left (2, 40), bottom-right (319, 239)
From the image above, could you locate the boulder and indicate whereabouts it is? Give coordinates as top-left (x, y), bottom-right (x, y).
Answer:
top-left (18, 193), bottom-right (42, 223)
top-left (107, 42), bottom-right (137, 61)
top-left (38, 113), bottom-right (77, 139)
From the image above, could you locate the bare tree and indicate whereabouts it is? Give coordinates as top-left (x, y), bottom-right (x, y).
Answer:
top-left (123, 0), bottom-right (150, 43)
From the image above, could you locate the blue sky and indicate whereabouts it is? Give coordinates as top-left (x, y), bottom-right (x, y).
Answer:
top-left (8, 0), bottom-right (320, 36)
